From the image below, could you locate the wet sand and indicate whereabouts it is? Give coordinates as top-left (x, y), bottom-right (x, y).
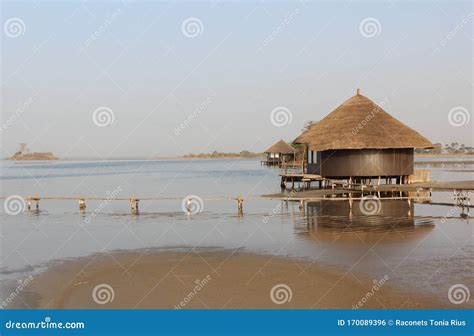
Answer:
top-left (9, 250), bottom-right (453, 309)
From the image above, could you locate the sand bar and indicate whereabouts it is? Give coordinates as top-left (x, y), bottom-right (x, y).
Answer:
top-left (7, 249), bottom-right (459, 309)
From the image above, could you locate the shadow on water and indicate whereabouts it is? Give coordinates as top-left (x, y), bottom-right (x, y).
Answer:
top-left (295, 196), bottom-right (435, 244)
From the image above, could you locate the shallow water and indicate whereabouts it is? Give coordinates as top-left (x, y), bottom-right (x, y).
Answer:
top-left (0, 158), bottom-right (472, 306)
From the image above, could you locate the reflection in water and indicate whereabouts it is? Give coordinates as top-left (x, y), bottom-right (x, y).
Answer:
top-left (296, 197), bottom-right (435, 243)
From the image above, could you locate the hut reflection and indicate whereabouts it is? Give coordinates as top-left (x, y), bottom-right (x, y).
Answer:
top-left (298, 196), bottom-right (434, 243)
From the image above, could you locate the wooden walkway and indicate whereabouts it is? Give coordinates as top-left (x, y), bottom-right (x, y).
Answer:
top-left (279, 173), bottom-right (324, 189)
top-left (1, 185), bottom-right (472, 215)
top-left (278, 177), bottom-right (474, 193)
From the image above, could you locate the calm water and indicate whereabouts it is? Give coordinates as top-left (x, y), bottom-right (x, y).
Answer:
top-left (1, 158), bottom-right (473, 305)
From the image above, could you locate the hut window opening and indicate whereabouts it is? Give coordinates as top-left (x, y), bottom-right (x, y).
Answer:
top-left (308, 150), bottom-right (315, 164)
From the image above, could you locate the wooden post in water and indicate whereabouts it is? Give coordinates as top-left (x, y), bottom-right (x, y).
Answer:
top-left (186, 197), bottom-right (193, 215)
top-left (130, 198), bottom-right (139, 214)
top-left (467, 193), bottom-right (471, 217)
top-left (237, 196), bottom-right (243, 215)
top-left (299, 199), bottom-right (305, 214)
top-left (79, 199), bottom-right (86, 212)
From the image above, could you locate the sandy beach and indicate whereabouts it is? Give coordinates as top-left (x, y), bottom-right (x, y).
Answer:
top-left (8, 250), bottom-right (454, 309)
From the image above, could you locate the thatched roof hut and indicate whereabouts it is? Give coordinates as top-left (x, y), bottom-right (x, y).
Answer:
top-left (294, 90), bottom-right (433, 181)
top-left (262, 140), bottom-right (295, 166)
top-left (264, 140), bottom-right (295, 154)
top-left (294, 90), bottom-right (433, 151)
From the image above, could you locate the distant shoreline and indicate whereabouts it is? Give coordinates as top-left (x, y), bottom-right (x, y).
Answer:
top-left (3, 153), bottom-right (473, 162)
top-left (415, 153), bottom-right (474, 158)
top-left (7, 152), bottom-right (58, 161)
top-left (3, 156), bottom-right (264, 161)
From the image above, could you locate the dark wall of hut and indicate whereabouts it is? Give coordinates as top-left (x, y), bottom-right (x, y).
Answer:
top-left (317, 148), bottom-right (414, 178)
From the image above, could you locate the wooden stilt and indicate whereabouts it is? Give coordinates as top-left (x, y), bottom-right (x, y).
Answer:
top-left (237, 197), bottom-right (243, 215)
top-left (130, 198), bottom-right (139, 214)
top-left (299, 199), bottom-right (305, 212)
top-left (467, 194), bottom-right (471, 216)
top-left (186, 197), bottom-right (193, 215)
top-left (79, 199), bottom-right (86, 211)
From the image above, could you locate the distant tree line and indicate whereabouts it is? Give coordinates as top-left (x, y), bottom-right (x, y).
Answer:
top-left (183, 151), bottom-right (261, 158)
top-left (415, 143), bottom-right (474, 154)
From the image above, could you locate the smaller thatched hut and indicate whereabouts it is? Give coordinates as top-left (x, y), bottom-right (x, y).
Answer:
top-left (262, 140), bottom-right (295, 166)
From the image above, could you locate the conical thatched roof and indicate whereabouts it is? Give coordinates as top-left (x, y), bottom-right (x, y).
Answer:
top-left (264, 140), bottom-right (295, 154)
top-left (294, 91), bottom-right (433, 151)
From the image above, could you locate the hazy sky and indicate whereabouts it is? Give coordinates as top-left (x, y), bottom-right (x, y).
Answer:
top-left (1, 0), bottom-right (472, 158)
